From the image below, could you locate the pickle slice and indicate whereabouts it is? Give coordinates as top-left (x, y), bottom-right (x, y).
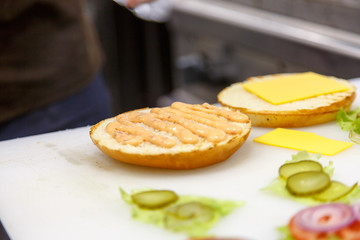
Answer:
top-left (164, 201), bottom-right (214, 230)
top-left (286, 171), bottom-right (331, 196)
top-left (131, 190), bottom-right (179, 209)
top-left (313, 181), bottom-right (358, 202)
top-left (279, 160), bottom-right (323, 179)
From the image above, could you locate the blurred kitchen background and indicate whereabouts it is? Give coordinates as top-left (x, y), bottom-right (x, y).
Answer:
top-left (92, 0), bottom-right (360, 115)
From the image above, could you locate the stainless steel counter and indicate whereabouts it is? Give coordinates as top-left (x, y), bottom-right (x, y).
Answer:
top-left (225, 0), bottom-right (360, 34)
top-left (172, 0), bottom-right (360, 60)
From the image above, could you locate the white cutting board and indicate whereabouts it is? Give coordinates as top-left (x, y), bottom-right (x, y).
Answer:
top-left (1, 79), bottom-right (360, 240)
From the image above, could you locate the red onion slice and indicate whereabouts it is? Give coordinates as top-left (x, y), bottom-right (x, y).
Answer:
top-left (353, 202), bottom-right (360, 222)
top-left (293, 203), bottom-right (356, 233)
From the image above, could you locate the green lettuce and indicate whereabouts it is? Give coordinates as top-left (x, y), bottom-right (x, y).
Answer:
top-left (336, 107), bottom-right (360, 131)
top-left (277, 225), bottom-right (341, 240)
top-left (336, 107), bottom-right (360, 143)
top-left (262, 151), bottom-right (360, 205)
top-left (120, 188), bottom-right (244, 238)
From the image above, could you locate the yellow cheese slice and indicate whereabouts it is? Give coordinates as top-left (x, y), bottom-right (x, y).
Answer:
top-left (242, 72), bottom-right (350, 105)
top-left (253, 128), bottom-right (353, 156)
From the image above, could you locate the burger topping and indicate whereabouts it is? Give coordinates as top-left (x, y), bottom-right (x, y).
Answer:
top-left (286, 171), bottom-right (331, 196)
top-left (313, 181), bottom-right (358, 202)
top-left (106, 102), bottom-right (245, 147)
top-left (151, 107), bottom-right (227, 143)
top-left (165, 105), bottom-right (243, 134)
top-left (107, 120), bottom-right (176, 148)
top-left (171, 102), bottom-right (249, 123)
top-left (131, 190), bottom-right (179, 209)
top-left (291, 203), bottom-right (356, 233)
top-left (125, 111), bottom-right (200, 144)
top-left (279, 160), bottom-right (323, 179)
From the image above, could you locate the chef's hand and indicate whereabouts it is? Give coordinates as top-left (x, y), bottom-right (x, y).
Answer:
top-left (113, 0), bottom-right (173, 22)
top-left (127, 0), bottom-right (156, 9)
top-left (124, 0), bottom-right (173, 22)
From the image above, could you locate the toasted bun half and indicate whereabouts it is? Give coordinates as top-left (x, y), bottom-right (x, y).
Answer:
top-left (218, 73), bottom-right (356, 128)
top-left (90, 102), bottom-right (251, 169)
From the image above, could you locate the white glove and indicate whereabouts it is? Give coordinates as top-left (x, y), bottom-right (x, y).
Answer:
top-left (113, 0), bottom-right (173, 23)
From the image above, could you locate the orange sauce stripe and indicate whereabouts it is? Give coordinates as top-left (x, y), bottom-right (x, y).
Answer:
top-left (126, 111), bottom-right (199, 144)
top-left (151, 107), bottom-right (226, 143)
top-left (105, 122), bottom-right (144, 146)
top-left (170, 102), bottom-right (243, 134)
top-left (106, 103), bottom-right (246, 147)
top-left (110, 117), bottom-right (176, 148)
top-left (176, 102), bottom-right (249, 123)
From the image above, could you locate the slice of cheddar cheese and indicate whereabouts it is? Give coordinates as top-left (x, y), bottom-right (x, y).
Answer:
top-left (253, 128), bottom-right (353, 156)
top-left (242, 72), bottom-right (350, 105)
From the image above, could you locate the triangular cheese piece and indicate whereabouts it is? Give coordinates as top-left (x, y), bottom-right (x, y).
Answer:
top-left (242, 72), bottom-right (350, 105)
top-left (253, 128), bottom-right (353, 156)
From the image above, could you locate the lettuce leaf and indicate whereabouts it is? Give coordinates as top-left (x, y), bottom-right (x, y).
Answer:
top-left (336, 107), bottom-right (360, 143)
top-left (119, 188), bottom-right (244, 238)
top-left (290, 150), bottom-right (322, 162)
top-left (262, 151), bottom-right (360, 205)
top-left (277, 225), bottom-right (341, 240)
top-left (336, 107), bottom-right (360, 131)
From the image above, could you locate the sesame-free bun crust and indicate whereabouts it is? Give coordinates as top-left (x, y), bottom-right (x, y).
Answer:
top-left (90, 106), bottom-right (251, 170)
top-left (218, 74), bottom-right (356, 128)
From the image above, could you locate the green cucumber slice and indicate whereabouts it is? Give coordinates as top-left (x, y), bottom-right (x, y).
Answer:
top-left (286, 171), bottom-right (330, 196)
top-left (164, 201), bottom-right (214, 230)
top-left (131, 190), bottom-right (179, 209)
top-left (279, 160), bottom-right (323, 179)
top-left (313, 181), bottom-right (358, 202)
